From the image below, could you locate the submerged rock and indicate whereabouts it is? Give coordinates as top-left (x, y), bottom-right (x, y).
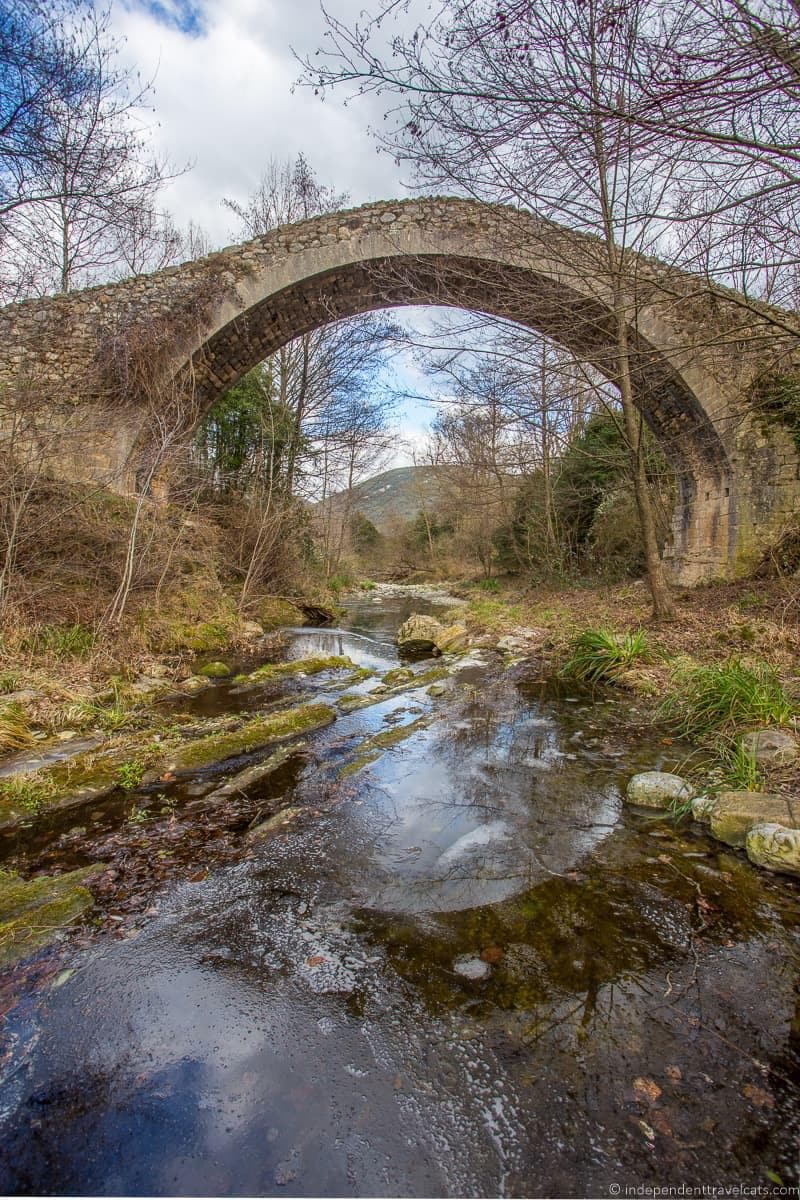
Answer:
top-left (740, 727), bottom-right (798, 766)
top-left (0, 864), bottom-right (102, 967)
top-left (746, 822), bottom-right (800, 877)
top-left (708, 791), bottom-right (799, 848)
top-left (396, 613), bottom-right (443, 654)
top-left (248, 805), bottom-right (306, 842)
top-left (453, 955), bottom-right (492, 981)
top-left (626, 771), bottom-right (694, 809)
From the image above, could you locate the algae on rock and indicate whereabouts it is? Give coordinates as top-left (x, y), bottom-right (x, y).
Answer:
top-left (0, 864), bottom-right (102, 967)
top-left (164, 703), bottom-right (336, 772)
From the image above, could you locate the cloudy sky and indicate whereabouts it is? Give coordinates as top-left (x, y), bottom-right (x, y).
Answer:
top-left (113, 0), bottom-right (443, 462)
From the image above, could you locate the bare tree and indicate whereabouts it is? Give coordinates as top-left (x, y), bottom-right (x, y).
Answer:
top-left (1, 3), bottom-right (183, 296)
top-left (303, 0), bottom-right (686, 616)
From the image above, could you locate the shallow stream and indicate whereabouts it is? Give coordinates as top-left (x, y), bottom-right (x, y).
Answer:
top-left (0, 586), bottom-right (798, 1197)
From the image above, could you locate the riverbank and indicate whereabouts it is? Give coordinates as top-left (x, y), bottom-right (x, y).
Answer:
top-left (1, 581), bottom-right (798, 1196)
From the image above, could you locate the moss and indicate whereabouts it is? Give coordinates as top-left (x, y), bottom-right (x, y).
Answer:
top-left (340, 715), bottom-right (433, 777)
top-left (338, 665), bottom-right (449, 713)
top-left (166, 702), bottom-right (336, 772)
top-left (0, 864), bottom-right (102, 967)
top-left (198, 660), bottom-right (231, 678)
top-left (249, 655), bottom-right (354, 682)
top-left (382, 667), bottom-right (415, 686)
top-left (750, 371), bottom-right (800, 453)
top-left (0, 774), bottom-right (58, 822)
top-left (258, 597), bottom-right (307, 630)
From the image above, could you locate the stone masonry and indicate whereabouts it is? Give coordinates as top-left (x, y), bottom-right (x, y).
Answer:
top-left (0, 196), bottom-right (798, 584)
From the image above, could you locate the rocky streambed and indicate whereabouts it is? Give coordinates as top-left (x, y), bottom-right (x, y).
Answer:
top-left (0, 584), bottom-right (798, 1197)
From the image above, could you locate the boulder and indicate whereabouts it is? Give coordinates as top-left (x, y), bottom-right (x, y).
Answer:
top-left (740, 728), bottom-right (798, 766)
top-left (382, 667), bottom-right (415, 686)
top-left (180, 675), bottom-right (211, 694)
top-left (626, 771), bottom-right (695, 810)
top-left (198, 661), bottom-right (231, 678)
top-left (709, 791), bottom-right (800, 847)
top-left (497, 635), bottom-right (529, 654)
top-left (396, 613), bottom-right (443, 654)
top-left (433, 623), bottom-right (469, 654)
top-left (691, 794), bottom-right (717, 823)
top-left (745, 822), bottom-right (800, 878)
top-left (241, 620), bottom-right (264, 639)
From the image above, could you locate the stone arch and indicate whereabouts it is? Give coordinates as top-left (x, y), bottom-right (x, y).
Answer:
top-left (1, 197), bottom-right (798, 583)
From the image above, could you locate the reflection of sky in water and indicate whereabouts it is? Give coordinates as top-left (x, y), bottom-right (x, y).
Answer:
top-left (286, 627), bottom-right (400, 670)
top-left (351, 704), bottom-right (621, 915)
top-left (4, 588), bottom-right (797, 1198)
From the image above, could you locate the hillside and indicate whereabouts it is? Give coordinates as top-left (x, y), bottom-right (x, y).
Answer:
top-left (324, 465), bottom-right (448, 531)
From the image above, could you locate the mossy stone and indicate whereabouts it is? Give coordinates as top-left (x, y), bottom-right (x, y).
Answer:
top-left (0, 864), bottom-right (102, 967)
top-left (382, 667), bottom-right (415, 686)
top-left (709, 792), bottom-right (799, 847)
top-left (165, 703), bottom-right (336, 772)
top-left (249, 655), bottom-right (353, 682)
top-left (746, 822), bottom-right (800, 877)
top-left (198, 661), bottom-right (231, 678)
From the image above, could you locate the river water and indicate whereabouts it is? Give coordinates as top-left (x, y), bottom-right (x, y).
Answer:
top-left (0, 587), bottom-right (798, 1197)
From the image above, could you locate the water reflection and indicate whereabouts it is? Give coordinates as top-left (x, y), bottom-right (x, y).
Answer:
top-left (1, 586), bottom-right (799, 1197)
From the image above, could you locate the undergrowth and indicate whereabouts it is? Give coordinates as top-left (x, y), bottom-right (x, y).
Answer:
top-left (0, 701), bottom-right (35, 754)
top-left (660, 657), bottom-right (793, 740)
top-left (561, 627), bottom-right (650, 686)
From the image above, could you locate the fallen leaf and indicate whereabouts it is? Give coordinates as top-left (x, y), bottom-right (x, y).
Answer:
top-left (632, 1076), bottom-right (663, 1105)
top-left (741, 1083), bottom-right (774, 1109)
top-left (650, 1109), bottom-right (673, 1137)
top-left (188, 869), bottom-right (207, 882)
top-left (306, 955), bottom-right (326, 967)
top-left (637, 1119), bottom-right (656, 1142)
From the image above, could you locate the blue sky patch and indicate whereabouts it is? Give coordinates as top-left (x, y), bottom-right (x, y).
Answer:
top-left (134, 0), bottom-right (205, 36)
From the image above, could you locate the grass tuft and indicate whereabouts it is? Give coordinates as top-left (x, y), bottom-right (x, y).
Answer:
top-left (719, 737), bottom-right (764, 792)
top-left (561, 627), bottom-right (650, 686)
top-left (27, 623), bottom-right (96, 660)
top-left (660, 657), bottom-right (793, 740)
top-left (0, 701), bottom-right (35, 754)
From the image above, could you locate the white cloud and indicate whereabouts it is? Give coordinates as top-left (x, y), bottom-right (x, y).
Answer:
top-left (114, 0), bottom-right (411, 245)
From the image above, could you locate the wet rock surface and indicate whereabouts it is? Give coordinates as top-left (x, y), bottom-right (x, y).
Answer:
top-left (0, 586), bottom-right (798, 1197)
top-left (626, 770), bottom-right (695, 809)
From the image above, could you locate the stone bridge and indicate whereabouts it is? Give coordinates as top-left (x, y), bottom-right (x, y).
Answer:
top-left (0, 197), bottom-right (798, 584)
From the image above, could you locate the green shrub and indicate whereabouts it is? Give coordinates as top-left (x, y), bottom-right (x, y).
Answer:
top-left (116, 759), bottom-right (146, 790)
top-left (561, 628), bottom-right (650, 686)
top-left (660, 658), bottom-right (793, 740)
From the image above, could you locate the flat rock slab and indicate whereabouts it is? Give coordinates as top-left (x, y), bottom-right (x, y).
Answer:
top-left (708, 791), bottom-right (800, 848)
top-left (741, 728), bottom-right (798, 765)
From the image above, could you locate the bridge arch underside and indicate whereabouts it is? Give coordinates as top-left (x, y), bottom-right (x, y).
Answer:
top-left (183, 254), bottom-right (734, 585)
